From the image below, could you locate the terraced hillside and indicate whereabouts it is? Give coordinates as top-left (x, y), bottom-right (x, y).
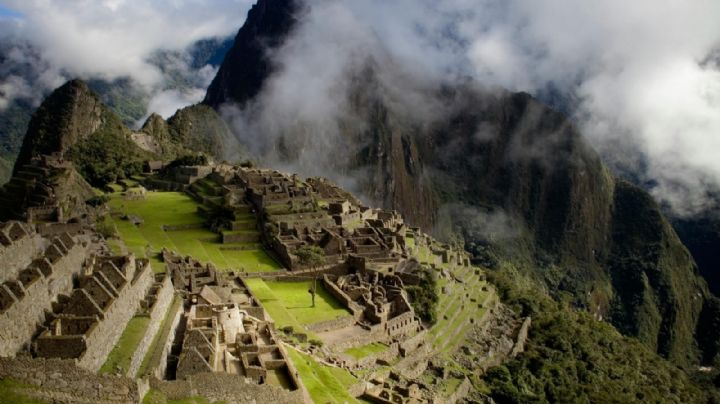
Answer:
top-left (107, 186), bottom-right (281, 273)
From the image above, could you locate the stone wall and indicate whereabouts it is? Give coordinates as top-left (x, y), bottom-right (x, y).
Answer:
top-left (438, 376), bottom-right (472, 404)
top-left (141, 295), bottom-right (184, 380)
top-left (150, 371), bottom-right (305, 404)
top-left (0, 222), bottom-right (40, 283)
top-left (385, 311), bottom-right (419, 339)
top-left (0, 235), bottom-right (86, 356)
top-left (77, 262), bottom-right (154, 371)
top-left (0, 357), bottom-right (146, 403)
top-left (222, 231), bottom-right (260, 243)
top-left (37, 222), bottom-right (83, 237)
top-left (510, 316), bottom-right (532, 358)
top-left (305, 315), bottom-right (356, 333)
top-left (322, 275), bottom-right (363, 317)
top-left (343, 343), bottom-right (400, 369)
top-left (393, 343), bottom-right (431, 379)
top-left (399, 329), bottom-right (427, 356)
top-left (329, 328), bottom-right (389, 352)
top-left (143, 178), bottom-right (187, 192)
top-left (127, 275), bottom-right (175, 377)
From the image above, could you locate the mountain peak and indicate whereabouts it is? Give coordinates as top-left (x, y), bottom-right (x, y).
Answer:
top-left (203, 0), bottom-right (301, 108)
top-left (13, 78), bottom-right (105, 174)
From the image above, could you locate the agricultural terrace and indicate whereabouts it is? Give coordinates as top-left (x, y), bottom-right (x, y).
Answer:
top-left (107, 191), bottom-right (281, 273)
top-left (407, 233), bottom-right (495, 356)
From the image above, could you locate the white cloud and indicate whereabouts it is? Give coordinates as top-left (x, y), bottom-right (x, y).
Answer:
top-left (2, 0), bottom-right (253, 86)
top-left (457, 0), bottom-right (720, 214)
top-left (144, 88), bottom-right (207, 121)
top-left (225, 0), bottom-right (720, 215)
top-left (2, 0), bottom-right (720, 215)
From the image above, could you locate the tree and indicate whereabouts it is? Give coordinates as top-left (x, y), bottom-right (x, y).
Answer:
top-left (295, 245), bottom-right (326, 307)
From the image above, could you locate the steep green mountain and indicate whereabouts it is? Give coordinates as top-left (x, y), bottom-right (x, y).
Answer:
top-left (0, 36), bottom-right (234, 185)
top-left (11, 79), bottom-right (233, 190)
top-left (203, 0), bottom-right (720, 370)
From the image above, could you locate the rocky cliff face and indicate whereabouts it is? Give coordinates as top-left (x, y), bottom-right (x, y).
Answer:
top-left (203, 0), bottom-right (301, 108)
top-left (203, 0), bottom-right (719, 367)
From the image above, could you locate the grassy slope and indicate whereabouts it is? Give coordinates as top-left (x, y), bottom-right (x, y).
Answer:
top-left (108, 191), bottom-right (280, 272)
top-left (243, 278), bottom-right (351, 340)
top-left (286, 348), bottom-right (358, 404)
top-left (260, 280), bottom-right (352, 325)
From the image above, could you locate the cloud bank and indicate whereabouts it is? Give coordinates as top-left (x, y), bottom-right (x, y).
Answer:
top-left (0, 0), bottom-right (253, 119)
top-left (2, 0), bottom-right (719, 215)
top-left (225, 0), bottom-right (720, 216)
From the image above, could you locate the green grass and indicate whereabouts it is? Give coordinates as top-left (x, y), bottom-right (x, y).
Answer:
top-left (344, 342), bottom-right (388, 360)
top-left (243, 278), bottom-right (309, 336)
top-left (0, 379), bottom-right (45, 404)
top-left (441, 377), bottom-right (464, 396)
top-left (252, 280), bottom-right (352, 325)
top-left (405, 235), bottom-right (415, 249)
top-left (138, 295), bottom-right (182, 377)
top-left (427, 267), bottom-right (492, 354)
top-left (286, 348), bottom-right (357, 404)
top-left (108, 191), bottom-right (281, 272)
top-left (100, 316), bottom-right (151, 374)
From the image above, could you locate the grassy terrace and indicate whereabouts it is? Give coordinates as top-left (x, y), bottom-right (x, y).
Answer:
top-left (0, 379), bottom-right (45, 404)
top-left (286, 348), bottom-right (358, 404)
top-left (100, 316), bottom-right (151, 374)
top-left (428, 264), bottom-right (492, 355)
top-left (108, 191), bottom-right (281, 272)
top-left (344, 342), bottom-right (388, 360)
top-left (244, 279), bottom-right (351, 334)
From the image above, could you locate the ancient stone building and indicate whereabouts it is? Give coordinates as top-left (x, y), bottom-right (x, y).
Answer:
top-left (34, 254), bottom-right (154, 371)
top-left (175, 285), bottom-right (302, 394)
top-left (0, 231), bottom-right (88, 356)
top-left (324, 269), bottom-right (422, 341)
top-left (0, 221), bottom-right (41, 282)
top-left (164, 249), bottom-right (218, 293)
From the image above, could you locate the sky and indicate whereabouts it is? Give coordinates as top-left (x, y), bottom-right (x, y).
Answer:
top-left (1, 0), bottom-right (720, 215)
top-left (0, 5), bottom-right (21, 18)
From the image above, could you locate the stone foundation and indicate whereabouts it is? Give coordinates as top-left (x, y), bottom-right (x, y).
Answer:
top-left (0, 234), bottom-right (86, 356)
top-left (150, 372), bottom-right (305, 403)
top-left (0, 357), bottom-right (147, 403)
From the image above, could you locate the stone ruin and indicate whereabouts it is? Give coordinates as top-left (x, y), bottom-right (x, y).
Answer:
top-left (164, 249), bottom-right (218, 293)
top-left (34, 254), bottom-right (154, 371)
top-left (176, 287), bottom-right (301, 393)
top-left (162, 249), bottom-right (304, 394)
top-left (0, 223), bottom-right (89, 357)
top-left (225, 167), bottom-right (409, 271)
top-left (0, 221), bottom-right (41, 279)
top-left (324, 269), bottom-right (422, 341)
top-left (361, 371), bottom-right (429, 403)
top-left (0, 153), bottom-right (93, 222)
